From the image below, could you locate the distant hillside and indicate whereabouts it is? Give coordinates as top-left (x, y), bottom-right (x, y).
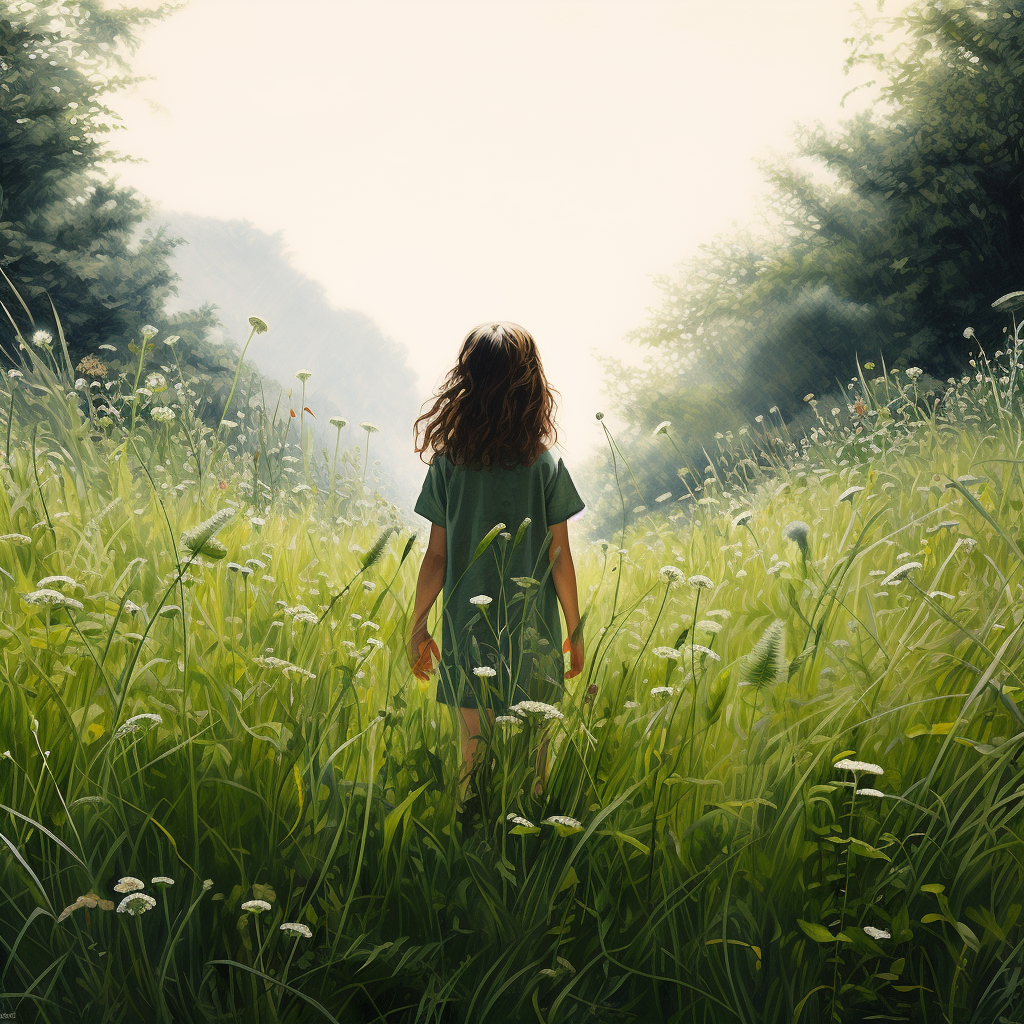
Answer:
top-left (136, 209), bottom-right (422, 513)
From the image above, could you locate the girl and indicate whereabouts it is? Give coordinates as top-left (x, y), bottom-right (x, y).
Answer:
top-left (407, 322), bottom-right (586, 804)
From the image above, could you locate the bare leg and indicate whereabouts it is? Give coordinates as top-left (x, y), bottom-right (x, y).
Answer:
top-left (458, 707), bottom-right (494, 801)
top-left (534, 734), bottom-right (550, 796)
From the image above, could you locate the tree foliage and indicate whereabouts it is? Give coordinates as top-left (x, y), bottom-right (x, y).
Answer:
top-left (582, 0), bottom-right (1024, 538)
top-left (0, 0), bottom-right (270, 425)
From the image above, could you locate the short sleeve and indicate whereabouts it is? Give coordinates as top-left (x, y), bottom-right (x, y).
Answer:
top-left (545, 458), bottom-right (586, 526)
top-left (414, 457), bottom-right (447, 527)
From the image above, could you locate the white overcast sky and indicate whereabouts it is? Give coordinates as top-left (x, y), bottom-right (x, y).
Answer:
top-left (101, 0), bottom-right (912, 484)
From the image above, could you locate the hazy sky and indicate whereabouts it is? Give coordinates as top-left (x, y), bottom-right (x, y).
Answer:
top-left (102, 0), bottom-right (910, 484)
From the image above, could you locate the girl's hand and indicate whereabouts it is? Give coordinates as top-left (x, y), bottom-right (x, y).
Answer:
top-left (563, 635), bottom-right (584, 679)
top-left (409, 627), bottom-right (440, 680)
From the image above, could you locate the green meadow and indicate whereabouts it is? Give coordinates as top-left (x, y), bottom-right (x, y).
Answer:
top-left (3, 314), bottom-right (1024, 1024)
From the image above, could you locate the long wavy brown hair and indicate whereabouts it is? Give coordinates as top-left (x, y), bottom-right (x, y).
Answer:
top-left (413, 322), bottom-right (560, 469)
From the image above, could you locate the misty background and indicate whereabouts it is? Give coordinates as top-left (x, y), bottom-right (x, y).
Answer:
top-left (4, 0), bottom-right (1016, 539)
top-left (100, 0), bottom-right (909, 515)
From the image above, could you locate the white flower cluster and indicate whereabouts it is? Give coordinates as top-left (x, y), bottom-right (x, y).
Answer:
top-left (508, 700), bottom-right (564, 720)
top-left (834, 758), bottom-right (884, 775)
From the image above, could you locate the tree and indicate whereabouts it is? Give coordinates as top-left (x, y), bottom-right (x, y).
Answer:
top-left (582, 0), bottom-right (1024, 539)
top-left (0, 1), bottom-right (221, 376)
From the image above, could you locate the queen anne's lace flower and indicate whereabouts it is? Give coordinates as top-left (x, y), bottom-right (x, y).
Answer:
top-left (117, 893), bottom-right (156, 916)
top-left (881, 562), bottom-right (922, 586)
top-left (506, 813), bottom-right (535, 828)
top-left (688, 575), bottom-right (714, 589)
top-left (508, 700), bottom-right (564, 720)
top-left (689, 644), bottom-right (721, 661)
top-left (280, 922), bottom-right (312, 938)
top-left (151, 876), bottom-right (174, 886)
top-left (862, 925), bottom-right (890, 940)
top-left (470, 595), bottom-right (492, 606)
top-left (114, 876), bottom-right (145, 893)
top-left (834, 758), bottom-right (884, 775)
top-left (494, 715), bottom-right (522, 726)
top-left (241, 899), bottom-right (272, 913)
top-left (652, 646), bottom-right (680, 659)
top-left (473, 666), bottom-right (497, 677)
top-left (658, 565), bottom-right (685, 586)
top-left (21, 589), bottom-right (84, 609)
top-left (857, 788), bottom-right (885, 798)
top-left (650, 686), bottom-right (675, 697)
top-left (542, 815), bottom-right (583, 834)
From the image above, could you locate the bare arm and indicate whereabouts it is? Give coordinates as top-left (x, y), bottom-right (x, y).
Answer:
top-left (548, 520), bottom-right (580, 638)
top-left (411, 523), bottom-right (447, 634)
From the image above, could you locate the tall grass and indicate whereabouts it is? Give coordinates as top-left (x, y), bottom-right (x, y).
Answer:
top-left (1, 303), bottom-right (1024, 1023)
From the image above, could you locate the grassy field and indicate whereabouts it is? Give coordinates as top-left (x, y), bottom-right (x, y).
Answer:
top-left (2, 317), bottom-right (1024, 1023)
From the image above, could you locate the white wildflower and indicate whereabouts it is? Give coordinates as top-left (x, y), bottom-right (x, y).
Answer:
top-left (280, 922), bottom-right (312, 938)
top-left (688, 644), bottom-right (721, 661)
top-left (114, 876), bottom-right (145, 893)
top-left (116, 893), bottom-right (156, 916)
top-left (650, 686), bottom-right (675, 697)
top-left (658, 565), bottom-right (685, 586)
top-left (652, 647), bottom-right (680, 659)
top-left (473, 666), bottom-right (497, 677)
top-left (508, 700), bottom-right (564, 720)
top-left (241, 899), bottom-right (272, 913)
top-left (857, 788), bottom-right (885, 798)
top-left (151, 876), bottom-right (174, 886)
top-left (506, 813), bottom-right (535, 827)
top-left (880, 562), bottom-right (922, 586)
top-left (688, 575), bottom-right (714, 589)
top-left (732, 511), bottom-right (754, 527)
top-left (470, 595), bottom-right (492, 606)
top-left (834, 758), bottom-right (883, 775)
top-left (862, 925), bottom-right (890, 940)
top-left (20, 589), bottom-right (84, 609)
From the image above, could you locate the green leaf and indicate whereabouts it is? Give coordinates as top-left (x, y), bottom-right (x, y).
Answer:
top-left (472, 523), bottom-right (507, 564)
top-left (797, 919), bottom-right (835, 943)
top-left (381, 782), bottom-right (429, 852)
top-left (905, 721), bottom-right (957, 738)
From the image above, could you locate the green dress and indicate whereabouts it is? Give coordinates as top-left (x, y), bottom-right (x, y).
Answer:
top-left (413, 448), bottom-right (586, 711)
